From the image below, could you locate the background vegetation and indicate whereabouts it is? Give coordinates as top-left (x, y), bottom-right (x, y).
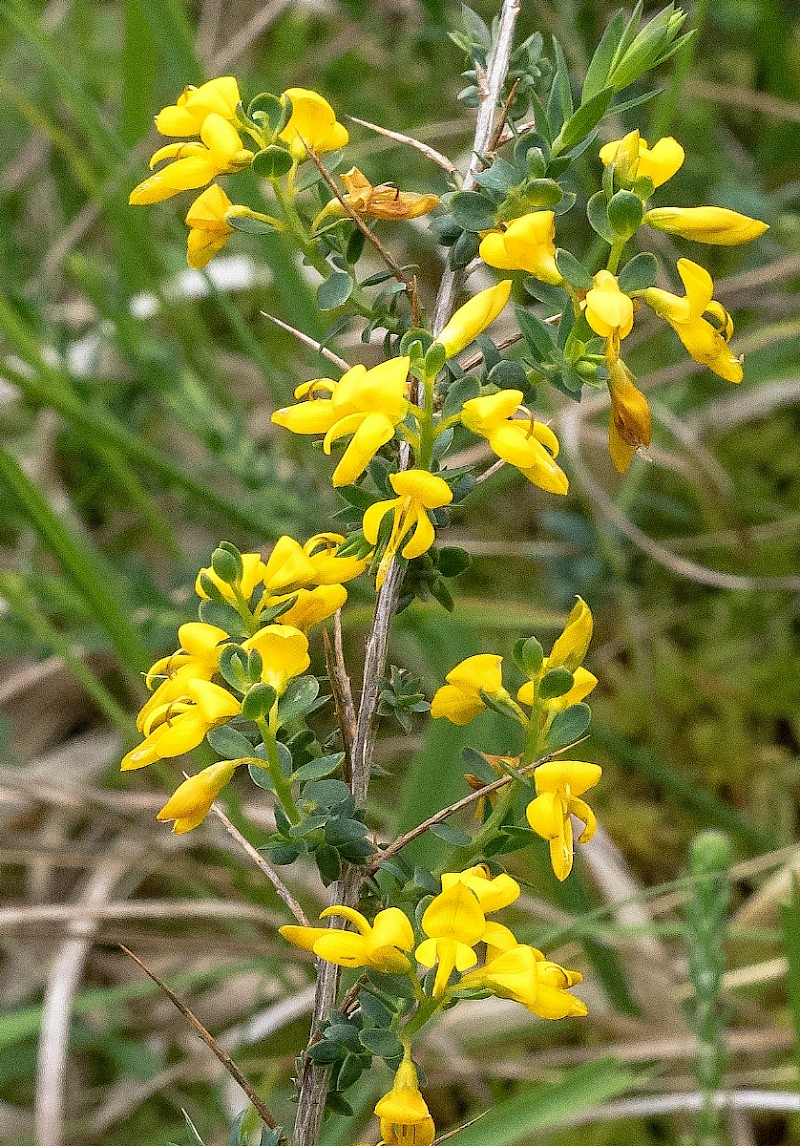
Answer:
top-left (1, 0), bottom-right (799, 1144)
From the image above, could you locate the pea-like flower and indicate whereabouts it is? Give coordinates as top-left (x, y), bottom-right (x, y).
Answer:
top-left (316, 167), bottom-right (440, 225)
top-left (603, 357), bottom-right (652, 474)
top-left (302, 532), bottom-right (370, 585)
top-left (516, 596), bottom-right (597, 711)
top-left (267, 584), bottom-right (347, 631)
top-left (430, 653), bottom-right (506, 725)
top-left (525, 760), bottom-right (602, 881)
top-left (599, 131), bottom-right (685, 188)
top-left (583, 270), bottom-right (634, 361)
top-left (154, 77), bottom-right (242, 136)
top-left (642, 258), bottom-right (742, 383)
top-left (644, 205), bottom-right (768, 246)
top-left (184, 184), bottom-right (236, 268)
top-left (271, 357), bottom-right (411, 487)
top-left (434, 280), bottom-right (512, 359)
top-left (374, 1059), bottom-right (436, 1146)
top-left (460, 943), bottom-right (587, 1019)
top-left (362, 470), bottom-right (453, 588)
top-left (460, 390), bottom-right (568, 494)
top-left (139, 621), bottom-right (230, 729)
top-left (415, 883), bottom-right (487, 997)
top-left (479, 211), bottom-right (562, 284)
top-left (242, 624), bottom-right (310, 694)
top-left (129, 113), bottom-right (254, 205)
top-left (196, 551), bottom-right (269, 603)
top-left (441, 863), bottom-right (521, 913)
top-left (121, 679), bottom-right (242, 771)
top-left (156, 760), bottom-right (238, 833)
top-left (278, 87), bottom-right (349, 159)
top-left (279, 905), bottom-right (414, 973)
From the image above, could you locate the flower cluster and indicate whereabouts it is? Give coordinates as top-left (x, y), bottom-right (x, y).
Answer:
top-left (281, 864), bottom-right (585, 1143)
top-left (122, 534), bottom-right (366, 829)
top-left (431, 597), bottom-right (601, 879)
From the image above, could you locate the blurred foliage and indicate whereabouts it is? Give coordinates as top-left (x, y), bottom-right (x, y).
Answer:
top-left (1, 1), bottom-right (800, 1144)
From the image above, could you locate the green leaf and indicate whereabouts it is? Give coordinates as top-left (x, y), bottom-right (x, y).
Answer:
top-left (247, 92), bottom-right (289, 135)
top-left (607, 189), bottom-right (644, 238)
top-left (316, 843), bottom-right (343, 884)
top-left (303, 778), bottom-right (353, 811)
top-left (538, 667), bottom-right (575, 700)
top-left (206, 725), bottom-right (255, 760)
top-left (430, 822), bottom-right (472, 845)
top-left (555, 249), bottom-right (593, 291)
top-left (182, 1111), bottom-right (207, 1146)
top-left (582, 12), bottom-right (626, 101)
top-left (278, 676), bottom-right (321, 724)
top-left (515, 305), bottom-right (555, 358)
top-left (450, 190), bottom-right (497, 232)
top-left (227, 213), bottom-right (278, 235)
top-left (292, 753), bottom-right (344, 782)
top-left (587, 191), bottom-right (615, 242)
top-left (437, 546), bottom-right (472, 578)
top-left (248, 761), bottom-right (274, 791)
top-left (251, 144), bottom-right (294, 178)
top-left (553, 87), bottom-right (614, 155)
top-left (546, 703), bottom-right (592, 748)
top-left (359, 1028), bottom-right (404, 1059)
top-left (316, 271), bottom-right (354, 311)
top-left (241, 682), bottom-right (278, 721)
top-left (618, 251), bottom-right (658, 293)
top-left (442, 374), bottom-right (481, 418)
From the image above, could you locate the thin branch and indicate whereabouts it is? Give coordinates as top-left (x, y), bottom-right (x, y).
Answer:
top-left (300, 141), bottom-right (413, 289)
top-left (323, 617), bottom-right (356, 764)
top-left (474, 457), bottom-right (507, 486)
top-left (346, 114), bottom-right (459, 179)
top-left (432, 0), bottom-right (522, 335)
top-left (119, 945), bottom-right (282, 1133)
top-left (208, 800), bottom-right (309, 926)
top-left (260, 311), bottom-right (351, 371)
top-left (364, 739), bottom-right (587, 875)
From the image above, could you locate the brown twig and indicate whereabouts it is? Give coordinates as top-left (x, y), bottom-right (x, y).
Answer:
top-left (208, 799), bottom-right (310, 926)
top-left (323, 626), bottom-right (355, 776)
top-left (346, 114), bottom-right (459, 179)
top-left (260, 311), bottom-right (351, 371)
top-left (488, 78), bottom-right (520, 153)
top-left (299, 139), bottom-right (413, 289)
top-left (433, 1110), bottom-right (489, 1143)
top-left (119, 945), bottom-right (282, 1133)
top-left (364, 738), bottom-right (588, 876)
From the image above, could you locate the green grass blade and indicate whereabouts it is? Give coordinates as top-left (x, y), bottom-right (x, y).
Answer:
top-left (779, 881), bottom-right (800, 1078)
top-left (0, 447), bottom-right (150, 679)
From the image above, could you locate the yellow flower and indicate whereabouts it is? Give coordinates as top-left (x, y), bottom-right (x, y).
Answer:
top-left (279, 906), bottom-right (414, 973)
top-left (129, 114), bottom-right (253, 205)
top-left (479, 211), bottom-right (562, 284)
top-left (375, 1059), bottom-right (435, 1146)
top-left (460, 390), bottom-right (569, 494)
top-left (525, 760), bottom-right (602, 880)
top-left (604, 357), bottom-right (652, 474)
top-left (196, 551), bottom-right (268, 603)
top-left (583, 270), bottom-right (634, 361)
top-left (154, 77), bottom-right (242, 136)
top-left (139, 621), bottom-right (230, 729)
top-left (242, 624), bottom-right (310, 694)
top-left (460, 943), bottom-right (587, 1019)
top-left (278, 88), bottom-right (349, 160)
top-left (599, 131), bottom-right (685, 188)
top-left (303, 532), bottom-right (370, 584)
top-left (259, 536), bottom-right (318, 594)
top-left (643, 205), bottom-right (768, 246)
top-left (515, 597), bottom-right (597, 710)
top-left (440, 864), bottom-right (520, 912)
top-left (156, 760), bottom-right (238, 833)
top-left (430, 653), bottom-right (506, 725)
top-left (121, 679), bottom-right (241, 771)
top-left (271, 357), bottom-right (411, 487)
top-left (316, 167), bottom-right (440, 225)
top-left (362, 470), bottom-right (453, 589)
top-left (185, 184), bottom-right (235, 268)
top-left (415, 882), bottom-right (487, 996)
top-left (268, 584), bottom-right (347, 631)
top-left (642, 258), bottom-right (742, 383)
top-left (434, 280), bottom-right (512, 358)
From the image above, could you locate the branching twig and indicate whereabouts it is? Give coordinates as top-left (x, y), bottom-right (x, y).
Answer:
top-left (300, 140), bottom-right (414, 290)
top-left (208, 799), bottom-right (309, 926)
top-left (364, 738), bottom-right (587, 875)
top-left (260, 311), bottom-right (351, 371)
top-left (120, 945), bottom-right (282, 1133)
top-left (346, 114), bottom-right (459, 179)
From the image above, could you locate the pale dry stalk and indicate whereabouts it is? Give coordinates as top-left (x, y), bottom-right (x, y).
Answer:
top-left (291, 4), bottom-right (522, 1143)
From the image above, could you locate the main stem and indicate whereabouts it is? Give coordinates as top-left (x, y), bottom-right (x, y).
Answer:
top-left (291, 5), bottom-right (521, 1142)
